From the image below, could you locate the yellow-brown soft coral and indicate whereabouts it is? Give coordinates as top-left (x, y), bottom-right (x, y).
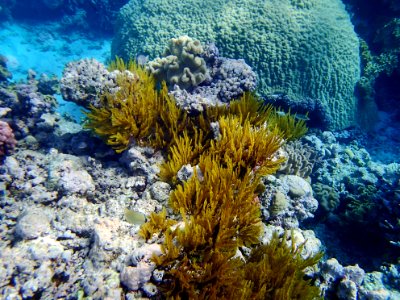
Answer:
top-left (85, 58), bottom-right (319, 299)
top-left (84, 62), bottom-right (162, 152)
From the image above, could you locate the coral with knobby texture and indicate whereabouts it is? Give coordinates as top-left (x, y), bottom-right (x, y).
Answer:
top-left (113, 0), bottom-right (360, 130)
top-left (259, 175), bottom-right (319, 228)
top-left (61, 58), bottom-right (122, 109)
top-left (170, 54), bottom-right (257, 112)
top-left (209, 58), bottom-right (257, 103)
top-left (0, 120), bottom-right (16, 157)
top-left (147, 36), bottom-right (209, 90)
top-left (278, 140), bottom-right (318, 178)
top-left (313, 182), bottom-right (340, 213)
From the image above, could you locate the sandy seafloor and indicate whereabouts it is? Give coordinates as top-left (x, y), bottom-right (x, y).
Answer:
top-left (1, 20), bottom-right (400, 299)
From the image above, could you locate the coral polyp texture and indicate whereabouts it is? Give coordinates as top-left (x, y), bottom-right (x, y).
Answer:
top-left (112, 0), bottom-right (360, 130)
top-left (147, 35), bottom-right (209, 89)
top-left (61, 58), bottom-right (121, 109)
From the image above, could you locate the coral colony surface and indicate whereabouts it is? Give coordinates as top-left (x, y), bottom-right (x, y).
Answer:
top-left (0, 0), bottom-right (400, 299)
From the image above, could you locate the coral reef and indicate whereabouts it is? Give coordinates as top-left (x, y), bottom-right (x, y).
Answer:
top-left (259, 174), bottom-right (319, 228)
top-left (147, 36), bottom-right (209, 90)
top-left (113, 0), bottom-right (360, 130)
top-left (0, 67), bottom-right (58, 142)
top-left (305, 130), bottom-right (400, 267)
top-left (169, 41), bottom-right (257, 112)
top-left (2, 56), bottom-right (399, 299)
top-left (61, 41), bottom-right (257, 115)
top-left (60, 58), bottom-right (118, 109)
top-left (83, 61), bottom-right (181, 153)
top-left (312, 258), bottom-right (400, 299)
top-left (0, 120), bottom-right (16, 158)
top-left (278, 140), bottom-right (318, 179)
top-left (84, 57), bottom-right (303, 155)
top-left (0, 127), bottom-right (170, 298)
top-left (83, 54), bottom-right (319, 298)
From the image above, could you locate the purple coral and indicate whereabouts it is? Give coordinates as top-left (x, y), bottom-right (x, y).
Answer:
top-left (209, 57), bottom-right (257, 102)
top-left (168, 42), bottom-right (257, 112)
top-left (0, 120), bottom-right (17, 157)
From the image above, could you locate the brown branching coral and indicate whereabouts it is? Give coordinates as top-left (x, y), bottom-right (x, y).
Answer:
top-left (169, 157), bottom-right (263, 248)
top-left (84, 62), bottom-right (163, 152)
top-left (138, 208), bottom-right (177, 240)
top-left (147, 112), bottom-right (316, 299)
top-left (209, 115), bottom-right (285, 177)
top-left (85, 57), bottom-right (319, 299)
top-left (243, 232), bottom-right (323, 300)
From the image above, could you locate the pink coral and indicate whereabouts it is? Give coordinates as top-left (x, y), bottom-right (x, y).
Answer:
top-left (0, 120), bottom-right (16, 157)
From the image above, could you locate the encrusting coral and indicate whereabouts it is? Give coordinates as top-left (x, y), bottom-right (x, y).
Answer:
top-left (85, 57), bottom-right (322, 299)
top-left (0, 120), bottom-right (17, 158)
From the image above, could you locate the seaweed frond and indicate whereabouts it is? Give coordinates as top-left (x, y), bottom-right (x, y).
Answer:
top-left (169, 156), bottom-right (263, 250)
top-left (271, 111), bottom-right (309, 141)
top-left (108, 56), bottom-right (138, 73)
top-left (244, 231), bottom-right (323, 299)
top-left (97, 58), bottom-right (319, 299)
top-left (210, 115), bottom-right (285, 177)
top-left (152, 85), bottom-right (190, 149)
top-left (138, 208), bottom-right (177, 240)
top-left (205, 92), bottom-right (275, 127)
top-left (156, 228), bottom-right (246, 300)
top-left (227, 92), bottom-right (276, 127)
top-left (158, 128), bottom-right (207, 184)
top-left (84, 62), bottom-right (173, 152)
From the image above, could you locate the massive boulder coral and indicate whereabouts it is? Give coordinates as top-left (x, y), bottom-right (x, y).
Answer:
top-left (112, 0), bottom-right (360, 130)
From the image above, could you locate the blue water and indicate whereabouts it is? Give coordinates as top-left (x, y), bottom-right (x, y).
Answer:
top-left (0, 22), bottom-right (110, 81)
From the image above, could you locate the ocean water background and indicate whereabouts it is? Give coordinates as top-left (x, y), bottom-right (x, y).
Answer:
top-left (0, 0), bottom-right (399, 299)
